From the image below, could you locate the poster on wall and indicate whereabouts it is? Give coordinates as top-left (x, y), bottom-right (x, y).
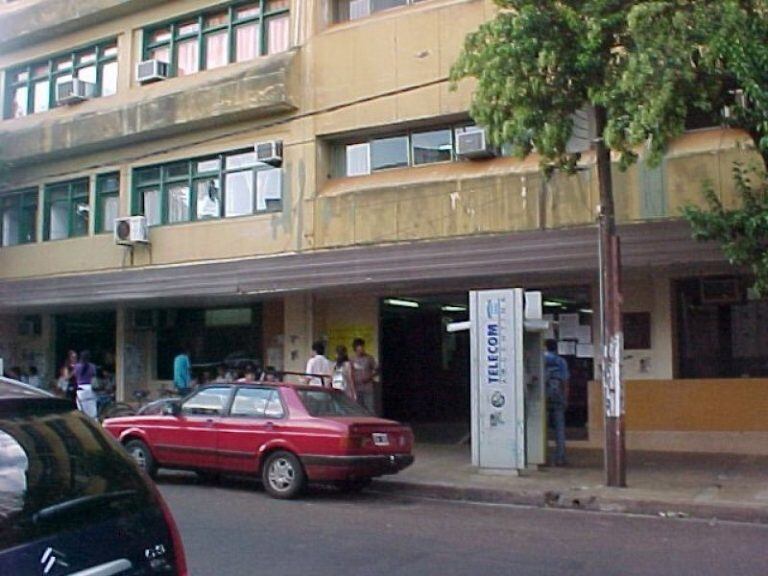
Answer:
top-left (326, 325), bottom-right (376, 358)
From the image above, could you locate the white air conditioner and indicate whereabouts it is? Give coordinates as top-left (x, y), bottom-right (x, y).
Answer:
top-left (255, 140), bottom-right (283, 167)
top-left (114, 216), bottom-right (149, 246)
top-left (455, 127), bottom-right (494, 159)
top-left (56, 79), bottom-right (95, 105)
top-left (136, 59), bottom-right (169, 84)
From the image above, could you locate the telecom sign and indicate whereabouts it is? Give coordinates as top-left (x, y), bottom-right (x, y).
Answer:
top-left (469, 289), bottom-right (526, 470)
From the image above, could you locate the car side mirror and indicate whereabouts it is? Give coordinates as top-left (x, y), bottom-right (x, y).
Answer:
top-left (163, 401), bottom-right (181, 416)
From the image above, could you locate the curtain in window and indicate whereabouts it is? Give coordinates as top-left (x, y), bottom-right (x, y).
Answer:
top-left (168, 184), bottom-right (190, 223)
top-left (143, 189), bottom-right (161, 226)
top-left (32, 81), bottom-right (49, 113)
top-left (2, 209), bottom-right (18, 247)
top-left (101, 61), bottom-right (118, 96)
top-left (205, 32), bottom-right (229, 69)
top-left (72, 200), bottom-right (89, 237)
top-left (49, 202), bottom-right (68, 240)
top-left (349, 0), bottom-right (371, 19)
top-left (235, 24), bottom-right (260, 61)
top-left (256, 168), bottom-right (282, 211)
top-left (176, 40), bottom-right (199, 76)
top-left (11, 86), bottom-right (27, 118)
top-left (101, 196), bottom-right (119, 232)
top-left (225, 171), bottom-right (254, 217)
top-left (196, 179), bottom-right (221, 219)
top-left (346, 143), bottom-right (371, 176)
top-left (267, 14), bottom-right (290, 54)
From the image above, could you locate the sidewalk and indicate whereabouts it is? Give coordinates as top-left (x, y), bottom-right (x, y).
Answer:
top-left (373, 443), bottom-right (768, 524)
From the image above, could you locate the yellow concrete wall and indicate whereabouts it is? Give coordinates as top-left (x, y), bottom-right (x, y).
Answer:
top-left (588, 379), bottom-right (768, 433)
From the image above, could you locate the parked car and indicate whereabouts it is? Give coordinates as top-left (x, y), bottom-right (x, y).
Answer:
top-left (0, 377), bottom-right (187, 575)
top-left (103, 382), bottom-right (415, 499)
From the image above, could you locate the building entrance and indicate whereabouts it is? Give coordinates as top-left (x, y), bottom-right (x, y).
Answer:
top-left (54, 311), bottom-right (116, 376)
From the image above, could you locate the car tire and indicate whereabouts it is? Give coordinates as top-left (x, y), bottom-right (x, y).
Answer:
top-left (125, 439), bottom-right (157, 478)
top-left (262, 451), bottom-right (306, 499)
top-left (337, 478), bottom-right (372, 493)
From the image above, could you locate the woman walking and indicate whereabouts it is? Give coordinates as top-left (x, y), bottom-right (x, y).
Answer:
top-left (74, 350), bottom-right (98, 418)
top-left (332, 345), bottom-right (356, 400)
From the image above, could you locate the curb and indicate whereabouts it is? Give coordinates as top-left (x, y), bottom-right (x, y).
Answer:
top-left (371, 479), bottom-right (768, 525)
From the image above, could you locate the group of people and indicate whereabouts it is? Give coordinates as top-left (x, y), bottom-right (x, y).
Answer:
top-left (3, 365), bottom-right (42, 388)
top-left (305, 338), bottom-right (378, 411)
top-left (56, 350), bottom-right (114, 419)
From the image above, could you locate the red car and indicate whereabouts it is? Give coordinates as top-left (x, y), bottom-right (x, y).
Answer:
top-left (103, 382), bottom-right (414, 499)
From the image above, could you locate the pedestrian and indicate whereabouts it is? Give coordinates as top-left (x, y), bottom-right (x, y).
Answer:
top-left (56, 365), bottom-right (71, 397)
top-left (305, 341), bottom-right (333, 387)
top-left (173, 348), bottom-right (192, 395)
top-left (350, 338), bottom-right (378, 412)
top-left (332, 345), bottom-right (356, 399)
top-left (544, 338), bottom-right (570, 466)
top-left (63, 350), bottom-right (78, 406)
top-left (214, 364), bottom-right (231, 383)
top-left (74, 350), bottom-right (97, 418)
top-left (26, 366), bottom-right (42, 389)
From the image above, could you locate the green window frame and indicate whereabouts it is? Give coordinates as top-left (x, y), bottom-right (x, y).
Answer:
top-left (95, 173), bottom-right (121, 234)
top-left (4, 39), bottom-right (118, 120)
top-left (132, 149), bottom-right (283, 227)
top-left (143, 1), bottom-right (290, 78)
top-left (43, 178), bottom-right (91, 241)
top-left (0, 188), bottom-right (38, 247)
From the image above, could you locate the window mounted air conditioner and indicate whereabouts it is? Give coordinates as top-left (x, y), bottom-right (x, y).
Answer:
top-left (255, 140), bottom-right (283, 167)
top-left (114, 216), bottom-right (149, 246)
top-left (455, 127), bottom-right (495, 159)
top-left (56, 79), bottom-right (96, 105)
top-left (136, 59), bottom-right (169, 84)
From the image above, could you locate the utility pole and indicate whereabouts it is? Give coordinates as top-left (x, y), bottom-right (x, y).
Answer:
top-left (594, 105), bottom-right (626, 487)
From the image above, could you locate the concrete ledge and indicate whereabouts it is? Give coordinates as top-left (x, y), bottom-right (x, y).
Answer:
top-left (0, 50), bottom-right (298, 167)
top-left (371, 479), bottom-right (768, 526)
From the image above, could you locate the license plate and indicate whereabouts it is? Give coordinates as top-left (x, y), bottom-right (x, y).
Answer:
top-left (372, 433), bottom-right (390, 446)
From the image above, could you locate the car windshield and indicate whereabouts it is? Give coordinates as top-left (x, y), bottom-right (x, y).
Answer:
top-left (297, 389), bottom-right (370, 417)
top-left (0, 405), bottom-right (153, 548)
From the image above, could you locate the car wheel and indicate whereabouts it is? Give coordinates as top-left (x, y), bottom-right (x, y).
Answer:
top-left (125, 439), bottom-right (157, 478)
top-left (337, 478), bottom-right (372, 493)
top-left (262, 451), bottom-right (305, 499)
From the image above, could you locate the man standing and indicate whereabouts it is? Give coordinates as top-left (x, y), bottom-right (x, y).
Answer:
top-left (351, 338), bottom-right (378, 413)
top-left (173, 348), bottom-right (192, 395)
top-left (544, 338), bottom-right (570, 466)
top-left (305, 341), bottom-right (333, 387)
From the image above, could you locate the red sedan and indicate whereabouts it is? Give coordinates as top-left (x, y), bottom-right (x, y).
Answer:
top-left (103, 382), bottom-right (414, 499)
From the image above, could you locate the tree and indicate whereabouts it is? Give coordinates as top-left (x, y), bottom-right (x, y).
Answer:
top-left (450, 0), bottom-right (768, 484)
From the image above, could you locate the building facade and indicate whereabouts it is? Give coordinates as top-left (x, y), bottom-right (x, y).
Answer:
top-left (1, 0), bottom-right (766, 454)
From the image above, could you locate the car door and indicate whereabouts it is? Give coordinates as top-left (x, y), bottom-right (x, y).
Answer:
top-left (152, 386), bottom-right (232, 470)
top-left (216, 386), bottom-right (285, 474)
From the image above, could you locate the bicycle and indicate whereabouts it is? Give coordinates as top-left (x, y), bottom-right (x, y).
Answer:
top-left (97, 389), bottom-right (152, 422)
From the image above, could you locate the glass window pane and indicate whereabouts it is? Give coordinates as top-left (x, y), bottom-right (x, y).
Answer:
top-left (32, 64), bottom-right (48, 78)
top-left (167, 184), bottom-right (191, 223)
top-left (225, 171), bottom-right (254, 217)
top-left (10, 86), bottom-right (28, 118)
top-left (235, 24), bottom-right (260, 61)
top-left (149, 46), bottom-right (170, 64)
top-left (266, 0), bottom-right (290, 11)
top-left (12, 69), bottom-right (29, 83)
top-left (196, 158), bottom-right (220, 173)
top-left (49, 201), bottom-right (69, 240)
top-left (177, 20), bottom-right (201, 36)
top-left (136, 167), bottom-right (160, 185)
top-left (72, 198), bottom-right (90, 237)
top-left (346, 143), bottom-right (370, 176)
top-left (349, 0), bottom-right (371, 20)
top-left (205, 31), bottom-right (229, 69)
top-left (164, 162), bottom-right (189, 179)
top-left (102, 43), bottom-right (119, 58)
top-left (205, 12), bottom-right (229, 28)
top-left (176, 40), bottom-right (200, 76)
top-left (54, 57), bottom-right (73, 72)
top-left (150, 28), bottom-right (172, 43)
top-left (2, 205), bottom-right (19, 247)
top-left (21, 200), bottom-right (37, 244)
top-left (142, 188), bottom-right (161, 226)
top-left (231, 388), bottom-right (278, 418)
top-left (100, 195), bottom-right (119, 233)
top-left (77, 65), bottom-right (96, 85)
top-left (196, 178), bottom-right (221, 220)
top-left (235, 3), bottom-right (261, 19)
top-left (266, 14), bottom-right (290, 55)
top-left (99, 174), bottom-right (120, 193)
top-left (225, 151), bottom-right (258, 170)
top-left (372, 0), bottom-right (407, 13)
top-left (32, 81), bottom-right (49, 113)
top-left (182, 387), bottom-right (231, 416)
top-left (101, 61), bottom-right (118, 96)
top-left (371, 136), bottom-right (408, 171)
top-left (412, 129), bottom-right (453, 165)
top-left (76, 49), bottom-right (97, 65)
top-left (256, 168), bottom-right (282, 212)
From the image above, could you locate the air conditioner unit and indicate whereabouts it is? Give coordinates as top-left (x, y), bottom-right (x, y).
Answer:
top-left (114, 216), bottom-right (149, 246)
top-left (136, 59), bottom-right (169, 84)
top-left (56, 79), bottom-right (95, 105)
top-left (255, 140), bottom-right (283, 167)
top-left (455, 128), bottom-right (494, 159)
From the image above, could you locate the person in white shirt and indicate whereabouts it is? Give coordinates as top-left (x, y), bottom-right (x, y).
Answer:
top-left (305, 341), bottom-right (333, 387)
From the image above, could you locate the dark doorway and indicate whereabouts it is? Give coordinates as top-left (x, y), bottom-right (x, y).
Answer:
top-left (380, 294), bottom-right (470, 443)
top-left (55, 311), bottom-right (116, 375)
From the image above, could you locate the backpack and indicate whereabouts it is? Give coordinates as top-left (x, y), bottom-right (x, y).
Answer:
top-left (545, 357), bottom-right (565, 407)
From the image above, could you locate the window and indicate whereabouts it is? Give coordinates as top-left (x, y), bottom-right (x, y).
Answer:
top-left (0, 188), bottom-right (38, 246)
top-left (4, 40), bottom-right (118, 119)
top-left (334, 0), bottom-right (425, 22)
top-left (44, 179), bottom-right (90, 241)
top-left (230, 387), bottom-right (284, 418)
top-left (182, 386), bottom-right (233, 416)
top-left (144, 1), bottom-right (290, 79)
top-left (335, 122), bottom-right (471, 177)
top-left (95, 173), bottom-right (120, 234)
top-left (133, 149), bottom-right (282, 226)
top-left (297, 389), bottom-right (369, 417)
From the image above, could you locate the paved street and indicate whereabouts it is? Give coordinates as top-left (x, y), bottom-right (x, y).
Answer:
top-left (158, 474), bottom-right (768, 576)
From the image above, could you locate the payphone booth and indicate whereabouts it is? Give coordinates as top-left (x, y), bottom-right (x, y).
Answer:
top-left (465, 289), bottom-right (548, 472)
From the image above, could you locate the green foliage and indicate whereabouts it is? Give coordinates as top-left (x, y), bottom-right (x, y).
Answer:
top-left (683, 164), bottom-right (768, 295)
